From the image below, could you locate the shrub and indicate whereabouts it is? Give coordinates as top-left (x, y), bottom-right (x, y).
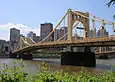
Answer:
top-left (0, 59), bottom-right (115, 82)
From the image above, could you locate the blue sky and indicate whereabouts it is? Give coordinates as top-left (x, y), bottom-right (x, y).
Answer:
top-left (0, 0), bottom-right (114, 41)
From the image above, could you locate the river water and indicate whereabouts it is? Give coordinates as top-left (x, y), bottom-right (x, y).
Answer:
top-left (0, 58), bottom-right (115, 75)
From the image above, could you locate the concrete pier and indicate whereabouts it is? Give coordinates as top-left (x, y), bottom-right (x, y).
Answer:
top-left (9, 52), bottom-right (33, 60)
top-left (61, 52), bottom-right (96, 67)
top-left (17, 53), bottom-right (33, 60)
top-left (9, 52), bottom-right (17, 58)
top-left (98, 54), bottom-right (108, 59)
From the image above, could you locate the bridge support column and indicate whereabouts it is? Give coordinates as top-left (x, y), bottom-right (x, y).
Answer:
top-left (61, 52), bottom-right (96, 67)
top-left (84, 46), bottom-right (91, 52)
top-left (17, 52), bottom-right (33, 60)
top-left (68, 9), bottom-right (72, 41)
top-left (67, 46), bottom-right (73, 52)
top-left (98, 54), bottom-right (108, 59)
top-left (17, 53), bottom-right (23, 59)
top-left (9, 52), bottom-right (17, 58)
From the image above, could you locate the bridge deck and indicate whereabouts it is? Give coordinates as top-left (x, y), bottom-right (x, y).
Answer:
top-left (12, 37), bottom-right (115, 54)
top-left (96, 51), bottom-right (115, 54)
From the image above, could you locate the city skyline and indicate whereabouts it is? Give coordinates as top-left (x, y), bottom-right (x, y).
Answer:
top-left (0, 0), bottom-right (114, 41)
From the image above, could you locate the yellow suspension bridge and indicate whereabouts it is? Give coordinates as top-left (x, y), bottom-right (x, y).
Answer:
top-left (9, 8), bottom-right (115, 67)
top-left (12, 9), bottom-right (115, 54)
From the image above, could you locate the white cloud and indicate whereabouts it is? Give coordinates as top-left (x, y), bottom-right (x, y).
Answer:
top-left (0, 23), bottom-right (40, 41)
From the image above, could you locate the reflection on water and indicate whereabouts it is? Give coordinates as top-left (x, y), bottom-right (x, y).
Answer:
top-left (0, 58), bottom-right (115, 75)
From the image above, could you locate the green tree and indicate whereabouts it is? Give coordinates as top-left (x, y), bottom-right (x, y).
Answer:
top-left (107, 0), bottom-right (115, 7)
top-left (106, 0), bottom-right (115, 19)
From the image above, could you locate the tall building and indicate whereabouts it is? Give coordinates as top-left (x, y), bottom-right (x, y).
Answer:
top-left (96, 27), bottom-right (109, 38)
top-left (90, 28), bottom-right (96, 38)
top-left (59, 28), bottom-right (64, 39)
top-left (63, 27), bottom-right (68, 40)
top-left (0, 39), bottom-right (6, 54)
top-left (20, 34), bottom-right (25, 37)
top-left (33, 36), bottom-right (41, 42)
top-left (90, 29), bottom-right (93, 38)
top-left (54, 29), bottom-right (60, 41)
top-left (27, 31), bottom-right (36, 39)
top-left (97, 29), bottom-right (101, 37)
top-left (40, 23), bottom-right (54, 41)
top-left (10, 28), bottom-right (20, 51)
top-left (27, 31), bottom-right (42, 43)
top-left (54, 27), bottom-right (68, 41)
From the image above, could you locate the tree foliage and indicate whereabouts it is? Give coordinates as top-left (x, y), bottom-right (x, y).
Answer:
top-left (107, 0), bottom-right (115, 7)
top-left (106, 0), bottom-right (115, 19)
top-left (0, 60), bottom-right (115, 82)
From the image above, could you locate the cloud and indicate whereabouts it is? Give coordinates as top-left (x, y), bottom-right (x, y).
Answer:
top-left (0, 23), bottom-right (40, 41)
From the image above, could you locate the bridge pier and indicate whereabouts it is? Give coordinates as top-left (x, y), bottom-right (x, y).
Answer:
top-left (17, 53), bottom-right (23, 59)
top-left (98, 54), bottom-right (108, 59)
top-left (67, 46), bottom-right (73, 52)
top-left (17, 52), bottom-right (33, 60)
top-left (84, 46), bottom-right (91, 52)
top-left (61, 47), bottom-right (96, 67)
top-left (61, 52), bottom-right (96, 67)
top-left (9, 52), bottom-right (17, 58)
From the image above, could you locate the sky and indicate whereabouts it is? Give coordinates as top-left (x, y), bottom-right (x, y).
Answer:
top-left (0, 0), bottom-right (114, 41)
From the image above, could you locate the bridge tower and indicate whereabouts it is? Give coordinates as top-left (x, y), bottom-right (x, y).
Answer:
top-left (68, 9), bottom-right (90, 41)
top-left (61, 9), bottom-right (95, 67)
top-left (68, 9), bottom-right (73, 41)
top-left (67, 9), bottom-right (90, 52)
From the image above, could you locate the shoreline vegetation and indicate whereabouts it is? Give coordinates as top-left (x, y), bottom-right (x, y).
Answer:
top-left (0, 59), bottom-right (115, 82)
